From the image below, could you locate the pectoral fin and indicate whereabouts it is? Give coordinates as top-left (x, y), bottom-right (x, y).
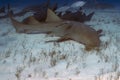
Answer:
top-left (45, 36), bottom-right (72, 43)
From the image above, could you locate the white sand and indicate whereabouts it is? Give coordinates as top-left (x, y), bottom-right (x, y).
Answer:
top-left (0, 8), bottom-right (120, 80)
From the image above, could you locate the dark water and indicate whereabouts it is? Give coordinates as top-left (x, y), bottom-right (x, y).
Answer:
top-left (0, 0), bottom-right (120, 8)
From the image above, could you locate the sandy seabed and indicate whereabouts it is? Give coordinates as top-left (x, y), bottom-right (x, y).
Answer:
top-left (0, 8), bottom-right (120, 80)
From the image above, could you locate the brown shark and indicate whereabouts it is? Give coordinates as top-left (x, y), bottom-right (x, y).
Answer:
top-left (9, 9), bottom-right (102, 51)
top-left (59, 10), bottom-right (95, 22)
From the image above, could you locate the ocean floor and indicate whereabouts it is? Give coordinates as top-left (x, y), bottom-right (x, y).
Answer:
top-left (0, 8), bottom-right (120, 80)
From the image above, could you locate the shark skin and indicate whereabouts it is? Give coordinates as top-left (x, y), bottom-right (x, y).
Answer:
top-left (9, 9), bottom-right (102, 51)
top-left (60, 21), bottom-right (101, 51)
top-left (10, 15), bottom-right (66, 34)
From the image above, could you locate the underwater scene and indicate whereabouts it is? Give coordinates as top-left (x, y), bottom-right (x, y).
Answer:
top-left (0, 0), bottom-right (120, 80)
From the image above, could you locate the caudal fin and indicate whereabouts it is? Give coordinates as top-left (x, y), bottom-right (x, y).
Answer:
top-left (8, 10), bottom-right (26, 33)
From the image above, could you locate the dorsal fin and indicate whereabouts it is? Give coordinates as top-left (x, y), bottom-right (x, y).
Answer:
top-left (46, 9), bottom-right (62, 22)
top-left (22, 16), bottom-right (40, 25)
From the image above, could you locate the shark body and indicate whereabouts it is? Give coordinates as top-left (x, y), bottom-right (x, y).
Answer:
top-left (9, 9), bottom-right (102, 51)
